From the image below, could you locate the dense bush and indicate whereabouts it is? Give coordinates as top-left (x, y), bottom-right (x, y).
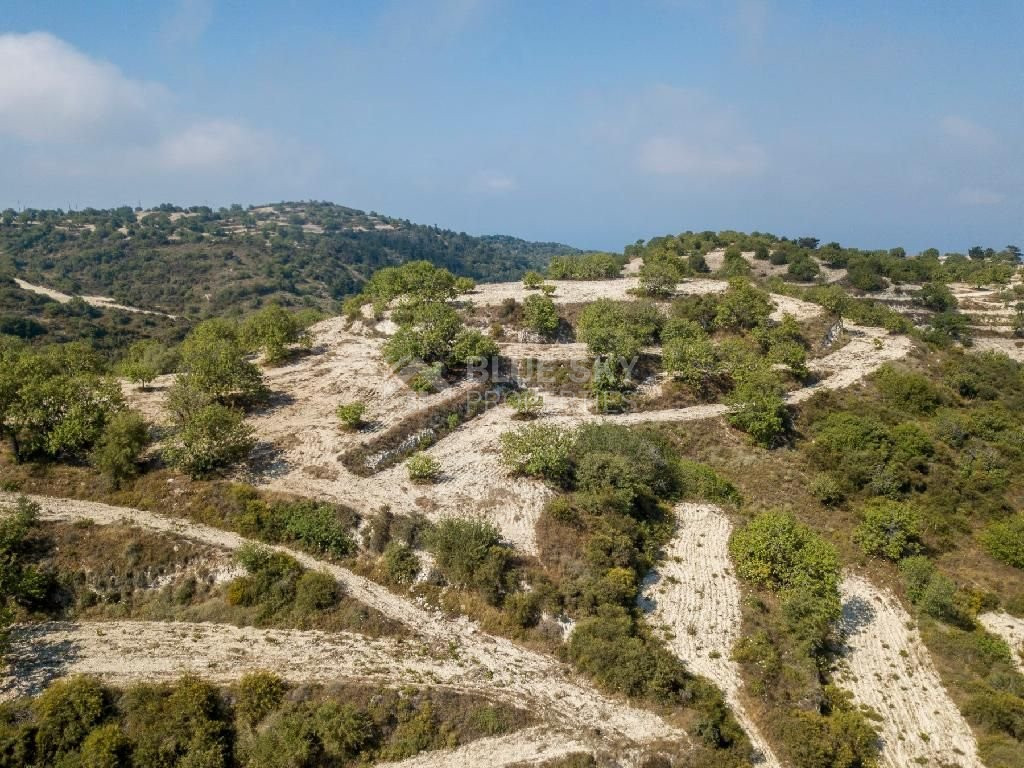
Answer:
top-left (0, 670), bottom-right (526, 768)
top-left (577, 299), bottom-right (661, 363)
top-left (0, 498), bottom-right (54, 641)
top-left (177, 318), bottom-right (266, 403)
top-left (981, 514), bottom-right (1024, 569)
top-left (637, 262), bottom-right (679, 297)
top-left (522, 294), bottom-right (559, 338)
top-left (406, 452), bottom-right (441, 483)
top-left (874, 364), bottom-right (944, 415)
top-left (163, 403), bottom-right (256, 479)
top-left (89, 410), bottom-right (149, 488)
top-left (233, 492), bottom-right (355, 559)
top-left (714, 279), bottom-right (772, 330)
top-left (499, 423), bottom-right (573, 483)
top-left (853, 498), bottom-right (923, 560)
top-left (116, 339), bottom-right (177, 389)
top-left (235, 671), bottom-right (286, 728)
top-left (730, 511), bottom-right (840, 597)
top-left (725, 367), bottom-right (788, 447)
top-left (546, 252), bottom-right (623, 280)
top-left (0, 339), bottom-right (125, 462)
top-left (240, 303), bottom-right (313, 364)
top-left (426, 518), bottom-right (515, 605)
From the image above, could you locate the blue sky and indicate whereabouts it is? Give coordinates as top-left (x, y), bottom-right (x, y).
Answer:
top-left (1, 1), bottom-right (1021, 252)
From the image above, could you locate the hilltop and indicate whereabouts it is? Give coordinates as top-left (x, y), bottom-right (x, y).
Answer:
top-left (0, 201), bottom-right (579, 347)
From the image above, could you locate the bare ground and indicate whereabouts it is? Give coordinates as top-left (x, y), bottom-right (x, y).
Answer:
top-left (836, 574), bottom-right (983, 768)
top-left (0, 492), bottom-right (681, 749)
top-left (3, 620), bottom-right (468, 700)
top-left (13, 278), bottom-right (178, 319)
top-left (641, 503), bottom-right (781, 768)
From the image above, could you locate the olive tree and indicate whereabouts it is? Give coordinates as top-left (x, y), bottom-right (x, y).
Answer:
top-left (164, 403), bottom-right (255, 479)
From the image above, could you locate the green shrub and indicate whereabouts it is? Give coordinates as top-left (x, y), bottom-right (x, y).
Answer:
top-left (809, 474), bottom-right (845, 506)
top-left (506, 390), bottom-right (543, 418)
top-left (117, 339), bottom-right (176, 389)
top-left (786, 255), bottom-right (820, 282)
top-left (854, 498), bottom-right (923, 560)
top-left (676, 460), bottom-right (742, 506)
top-left (900, 556), bottom-right (971, 625)
top-left (573, 424), bottom-right (683, 502)
top-left (235, 671), bottom-right (286, 728)
top-left (426, 518), bottom-right (514, 605)
top-left (164, 403), bottom-right (255, 479)
top-left (178, 318), bottom-right (266, 402)
top-left (522, 294), bottom-right (559, 338)
top-left (336, 401), bottom-right (366, 430)
top-left (981, 515), bottom-right (1024, 569)
top-left (281, 501), bottom-right (354, 558)
top-left (637, 262), bottom-right (678, 297)
top-left (726, 369), bottom-right (788, 447)
top-left (522, 270), bottom-right (544, 289)
top-left (450, 329), bottom-right (498, 366)
top-left (504, 590), bottom-right (542, 628)
top-left (499, 423), bottom-right (573, 484)
top-left (381, 542), bottom-right (420, 584)
top-left (567, 605), bottom-right (689, 702)
top-left (33, 677), bottom-right (110, 763)
top-left (663, 337), bottom-right (719, 395)
top-left (90, 410), bottom-right (148, 488)
top-left (241, 303), bottom-right (312, 364)
top-left (79, 722), bottom-right (131, 768)
top-left (546, 253), bottom-right (623, 280)
top-left (729, 510), bottom-right (840, 596)
top-left (295, 570), bottom-right (341, 612)
top-left (577, 299), bottom-right (661, 361)
top-left (406, 452), bottom-right (441, 483)
top-left (715, 279), bottom-right (772, 330)
top-left (874, 364), bottom-right (943, 415)
top-left (122, 676), bottom-right (232, 768)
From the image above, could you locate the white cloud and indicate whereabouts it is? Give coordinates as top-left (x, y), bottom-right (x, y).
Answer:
top-left (957, 186), bottom-right (1004, 206)
top-left (637, 136), bottom-right (767, 176)
top-left (589, 84), bottom-right (768, 178)
top-left (0, 32), bottom-right (161, 142)
top-left (0, 32), bottom-right (278, 176)
top-left (156, 119), bottom-right (269, 171)
top-left (468, 170), bottom-right (517, 194)
top-left (940, 115), bottom-right (996, 150)
top-left (160, 0), bottom-right (215, 48)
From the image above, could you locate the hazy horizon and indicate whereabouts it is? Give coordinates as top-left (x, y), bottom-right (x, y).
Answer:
top-left (2, 1), bottom-right (1021, 254)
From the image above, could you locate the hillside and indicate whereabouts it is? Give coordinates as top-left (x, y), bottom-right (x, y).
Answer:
top-left (2, 235), bottom-right (1024, 767)
top-left (0, 201), bottom-right (578, 346)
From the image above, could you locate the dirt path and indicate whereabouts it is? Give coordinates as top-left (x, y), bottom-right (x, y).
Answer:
top-left (3, 620), bottom-right (469, 700)
top-left (13, 278), bottom-right (177, 319)
top-left (373, 727), bottom-right (590, 768)
top-left (642, 504), bottom-right (781, 767)
top-left (0, 492), bottom-right (681, 748)
top-left (978, 611), bottom-right (1024, 674)
top-left (972, 337), bottom-right (1024, 361)
top-left (469, 276), bottom-right (822, 322)
top-left (836, 574), bottom-right (983, 768)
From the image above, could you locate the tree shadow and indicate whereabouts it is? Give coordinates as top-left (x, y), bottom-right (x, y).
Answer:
top-left (2, 624), bottom-right (81, 698)
top-left (840, 593), bottom-right (876, 637)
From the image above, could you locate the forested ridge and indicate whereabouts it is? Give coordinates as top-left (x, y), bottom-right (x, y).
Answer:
top-left (0, 201), bottom-right (577, 345)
